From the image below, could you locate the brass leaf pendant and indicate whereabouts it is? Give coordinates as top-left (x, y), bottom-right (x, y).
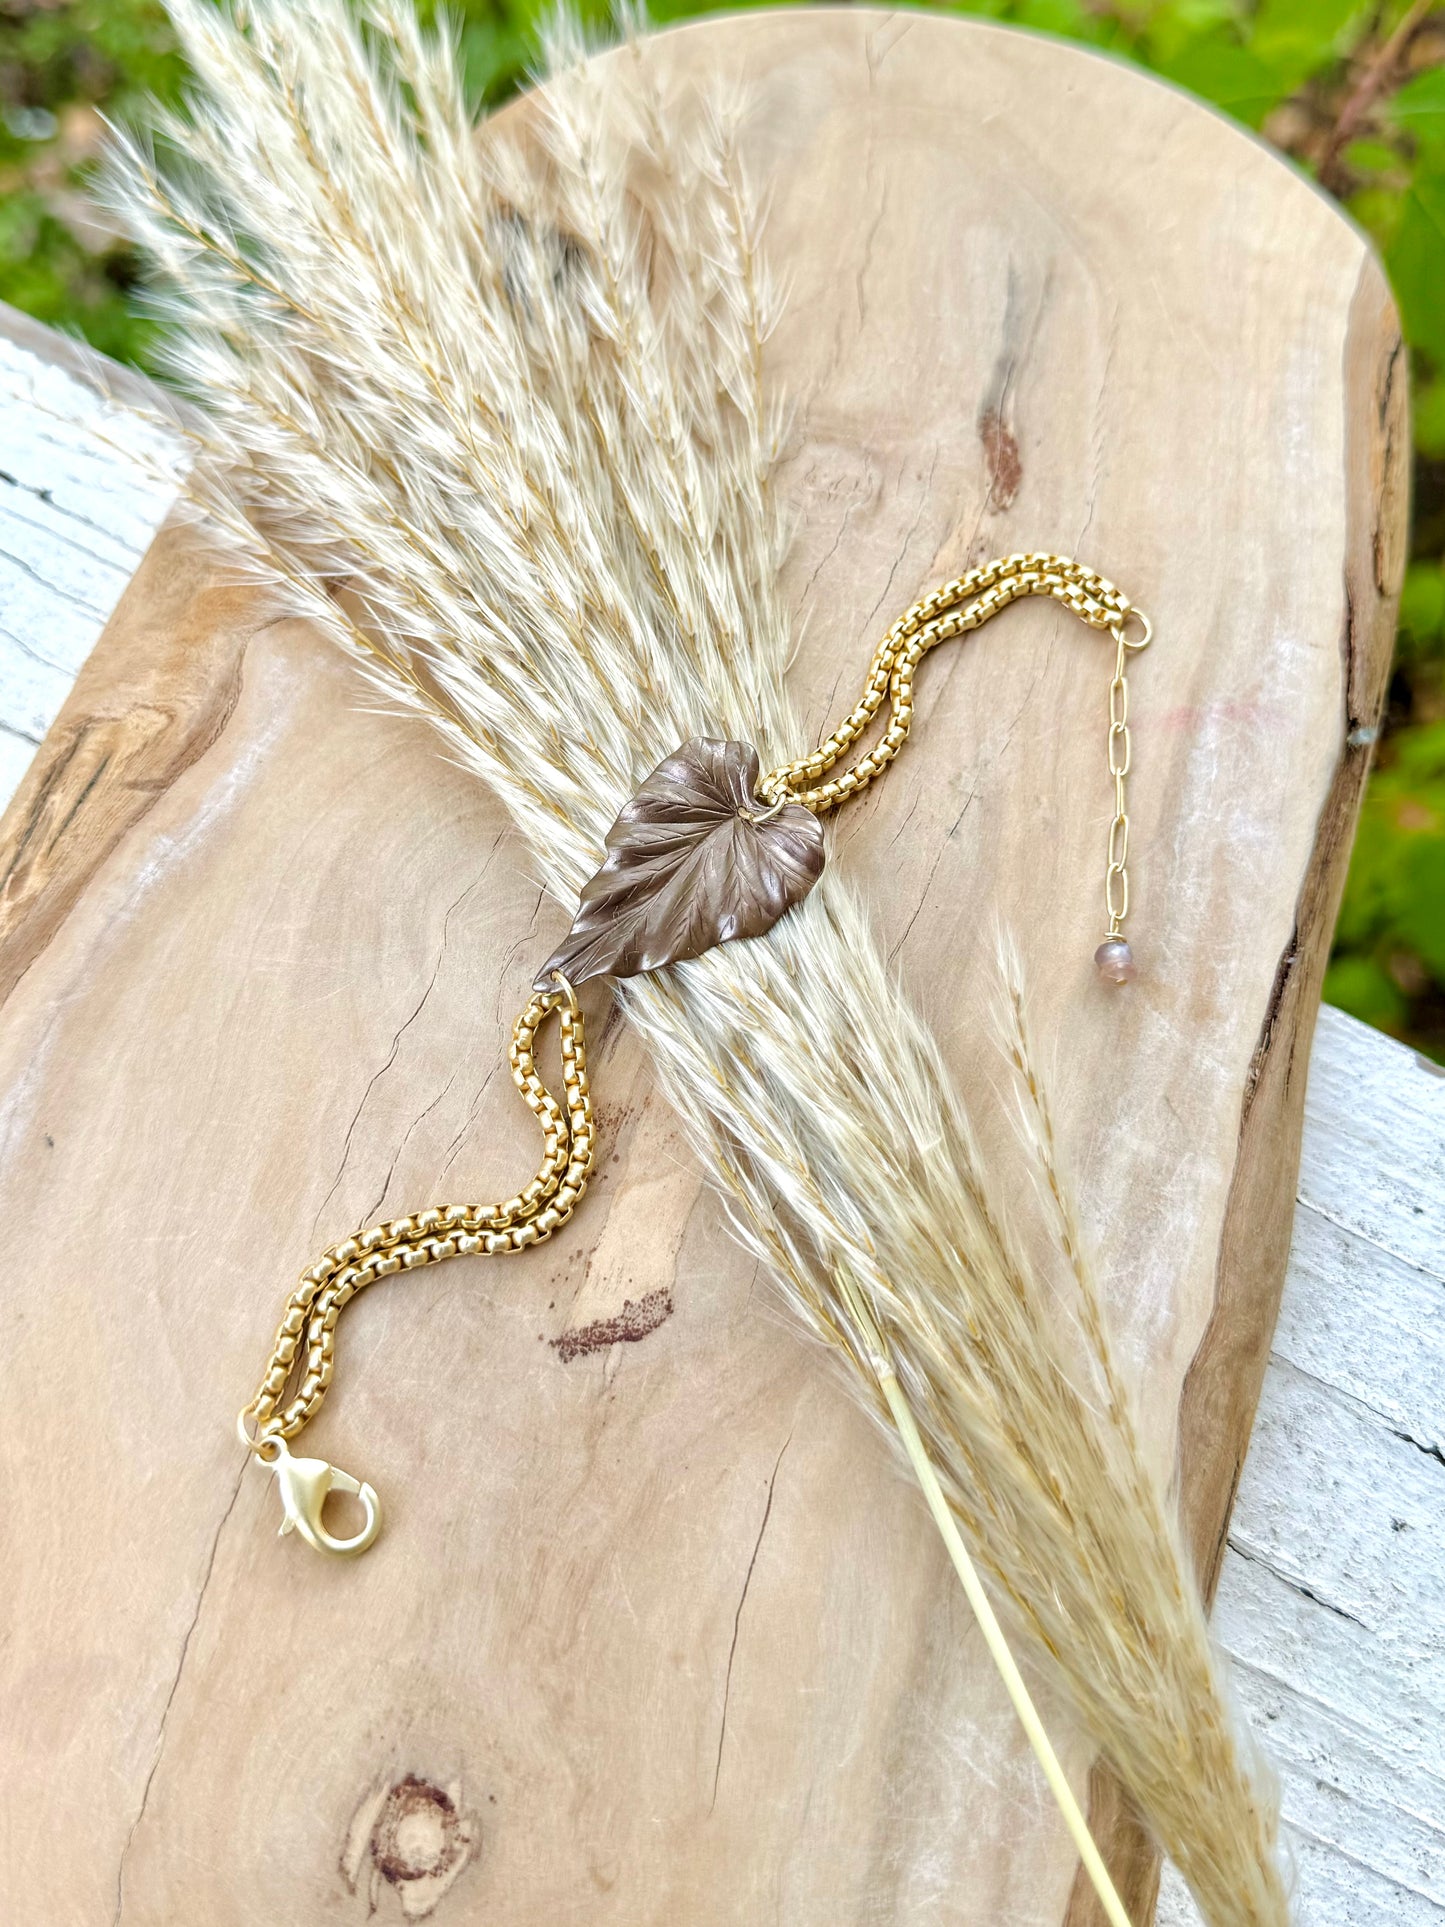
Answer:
top-left (536, 739), bottom-right (826, 990)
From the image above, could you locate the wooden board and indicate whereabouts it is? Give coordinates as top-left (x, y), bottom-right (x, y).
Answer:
top-left (2, 327), bottom-right (1434, 1927)
top-left (0, 305), bottom-right (182, 807)
top-left (0, 13), bottom-right (1408, 1924)
top-left (1169, 1008), bottom-right (1445, 1927)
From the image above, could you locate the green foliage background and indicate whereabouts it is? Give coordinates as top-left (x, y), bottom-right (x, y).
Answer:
top-left (2, 0), bottom-right (1442, 1052)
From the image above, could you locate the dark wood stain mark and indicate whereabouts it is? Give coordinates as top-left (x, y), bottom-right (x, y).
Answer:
top-left (975, 263), bottom-right (1044, 513)
top-left (550, 1287), bottom-right (673, 1362)
top-left (978, 407), bottom-right (1023, 509)
top-left (1240, 923), bottom-right (1301, 1123)
top-left (371, 1776), bottom-right (468, 1889)
top-left (1373, 333), bottom-right (1406, 596)
top-left (52, 744), bottom-right (114, 846)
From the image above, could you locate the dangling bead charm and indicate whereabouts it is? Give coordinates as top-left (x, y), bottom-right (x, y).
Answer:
top-left (1094, 937), bottom-right (1136, 985)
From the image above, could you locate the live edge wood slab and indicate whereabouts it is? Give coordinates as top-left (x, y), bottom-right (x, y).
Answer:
top-left (0, 13), bottom-right (1408, 1925)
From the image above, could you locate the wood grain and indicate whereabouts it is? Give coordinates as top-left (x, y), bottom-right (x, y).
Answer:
top-left (1071, 190), bottom-right (1411, 1927)
top-left (0, 13), bottom-right (1410, 1924)
top-left (0, 523), bottom-right (265, 1007)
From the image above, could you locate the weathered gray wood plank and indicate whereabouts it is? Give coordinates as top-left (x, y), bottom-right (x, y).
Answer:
top-left (0, 317), bottom-right (184, 807)
top-left (1160, 1010), bottom-right (1445, 1923)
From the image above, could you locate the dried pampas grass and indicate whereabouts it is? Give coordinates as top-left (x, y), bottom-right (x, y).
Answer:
top-left (104, 3), bottom-right (1290, 1919)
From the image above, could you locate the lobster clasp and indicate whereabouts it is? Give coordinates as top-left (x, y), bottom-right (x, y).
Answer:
top-left (253, 1432), bottom-right (382, 1557)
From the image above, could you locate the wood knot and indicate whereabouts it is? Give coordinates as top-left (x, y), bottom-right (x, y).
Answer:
top-left (342, 1773), bottom-right (478, 1919)
top-left (373, 1776), bottom-right (463, 1886)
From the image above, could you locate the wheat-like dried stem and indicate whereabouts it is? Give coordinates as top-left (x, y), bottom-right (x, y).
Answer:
top-left (102, 6), bottom-right (1290, 1919)
top-left (837, 1269), bottom-right (1134, 1927)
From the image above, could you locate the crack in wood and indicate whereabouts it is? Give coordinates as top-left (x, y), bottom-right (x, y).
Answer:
top-left (110, 1465), bottom-right (247, 1925)
top-left (710, 1432), bottom-right (791, 1816)
top-left (308, 865), bottom-right (486, 1239)
top-left (1226, 1539), bottom-right (1369, 1632)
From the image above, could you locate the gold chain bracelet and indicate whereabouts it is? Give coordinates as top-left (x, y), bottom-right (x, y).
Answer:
top-left (240, 552), bottom-right (1150, 1554)
top-left (238, 982), bottom-right (593, 1552)
top-left (758, 551), bottom-right (1152, 969)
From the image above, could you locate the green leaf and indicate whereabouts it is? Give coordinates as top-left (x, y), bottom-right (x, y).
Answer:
top-left (1251, 0), bottom-right (1371, 96)
top-left (454, 22), bottom-right (532, 104)
top-left (1398, 836), bottom-right (1445, 977)
top-left (1137, 2), bottom-right (1245, 68)
top-left (1323, 954), bottom-right (1409, 1031)
top-left (1336, 723), bottom-right (1445, 982)
top-left (1253, 0), bottom-right (1364, 38)
top-left (1152, 33), bottom-right (1292, 127)
top-left (1385, 174), bottom-right (1445, 363)
top-left (1011, 0), bottom-right (1104, 36)
top-left (1391, 63), bottom-right (1445, 146)
top-left (1346, 183), bottom-right (1406, 255)
top-left (1342, 138), bottom-right (1403, 175)
top-left (1414, 375), bottom-right (1445, 459)
top-left (1399, 560), bottom-right (1445, 645)
top-left (1392, 718), bottom-right (1445, 785)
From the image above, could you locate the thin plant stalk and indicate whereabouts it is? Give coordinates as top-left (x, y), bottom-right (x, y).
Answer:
top-left (838, 1273), bottom-right (1134, 1927)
